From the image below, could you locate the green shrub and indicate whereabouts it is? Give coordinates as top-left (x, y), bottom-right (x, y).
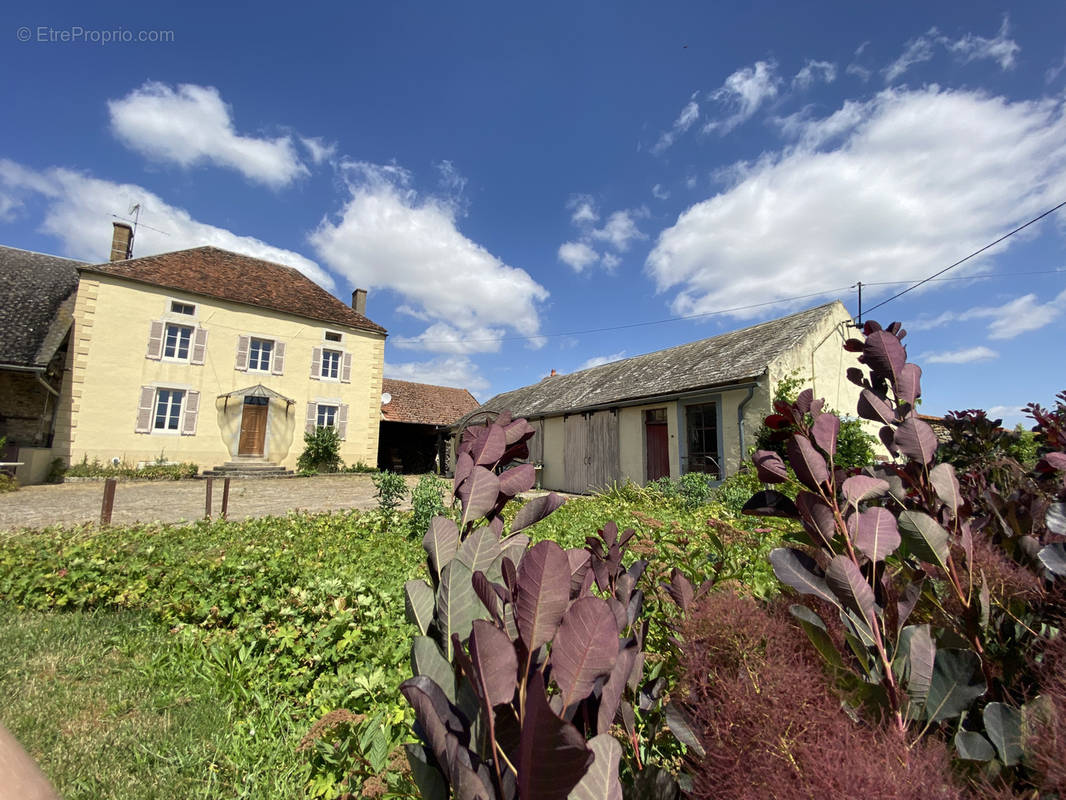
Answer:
top-left (341, 461), bottom-right (378, 474)
top-left (409, 474), bottom-right (447, 536)
top-left (65, 454), bottom-right (197, 480)
top-left (371, 470), bottom-right (406, 514)
top-left (0, 473), bottom-right (16, 493)
top-left (297, 426), bottom-right (342, 473)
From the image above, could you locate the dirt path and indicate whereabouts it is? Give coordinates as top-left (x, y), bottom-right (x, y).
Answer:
top-left (0, 474), bottom-right (426, 531)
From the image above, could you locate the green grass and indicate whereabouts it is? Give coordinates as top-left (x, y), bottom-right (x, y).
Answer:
top-left (0, 487), bottom-right (789, 798)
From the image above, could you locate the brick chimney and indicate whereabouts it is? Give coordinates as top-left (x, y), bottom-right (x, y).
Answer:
top-left (351, 288), bottom-right (367, 315)
top-left (110, 222), bottom-right (133, 261)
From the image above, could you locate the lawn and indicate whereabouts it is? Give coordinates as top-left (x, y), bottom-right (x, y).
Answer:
top-left (0, 487), bottom-right (785, 798)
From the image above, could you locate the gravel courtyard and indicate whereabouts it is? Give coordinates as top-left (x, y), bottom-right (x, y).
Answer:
top-left (0, 474), bottom-right (425, 531)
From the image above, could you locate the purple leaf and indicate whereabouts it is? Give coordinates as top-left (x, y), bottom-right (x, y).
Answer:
top-left (457, 526), bottom-right (501, 574)
top-left (768, 547), bottom-right (840, 608)
top-left (400, 675), bottom-right (470, 782)
top-left (458, 466), bottom-right (501, 525)
top-left (569, 734), bottom-right (623, 800)
top-left (515, 541), bottom-right (571, 650)
top-left (566, 548), bottom-right (592, 597)
top-left (469, 619), bottom-right (517, 707)
top-left (551, 596), bottom-right (619, 713)
top-left (879, 425), bottom-right (898, 457)
top-left (742, 489), bottom-right (799, 518)
top-left (498, 463), bottom-right (536, 497)
top-left (858, 389), bottom-right (896, 426)
top-left (896, 578), bottom-right (923, 633)
top-left (862, 320), bottom-right (883, 335)
top-left (788, 434), bottom-right (830, 491)
top-left (796, 388), bottom-right (814, 414)
top-left (470, 424), bottom-right (506, 467)
top-left (597, 645), bottom-right (636, 734)
top-left (844, 337), bottom-right (865, 352)
top-left (929, 463), bottom-right (962, 516)
top-left (846, 367), bottom-right (866, 387)
top-left (848, 507), bottom-right (901, 561)
top-left (511, 492), bottom-right (566, 533)
top-left (453, 452), bottom-right (473, 492)
top-left (1037, 452), bottom-right (1066, 474)
top-left (897, 510), bottom-right (950, 570)
top-left (503, 417), bottom-right (534, 445)
top-left (796, 491), bottom-right (839, 547)
top-left (664, 569), bottom-right (694, 612)
top-left (753, 450), bottom-right (788, 483)
top-left (900, 623), bottom-right (936, 711)
top-left (825, 555), bottom-right (878, 628)
top-left (812, 413), bottom-right (840, 458)
top-left (471, 571), bottom-right (504, 625)
top-left (895, 417), bottom-right (939, 464)
top-left (423, 516), bottom-right (460, 582)
top-left (517, 671), bottom-right (592, 800)
top-left (863, 330), bottom-right (906, 385)
top-left (896, 363), bottom-right (922, 406)
top-left (841, 475), bottom-right (890, 507)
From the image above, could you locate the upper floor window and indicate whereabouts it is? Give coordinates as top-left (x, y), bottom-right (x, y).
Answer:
top-left (321, 349), bottom-right (341, 380)
top-left (171, 301), bottom-right (196, 316)
top-left (164, 324), bottom-right (193, 360)
top-left (325, 331), bottom-right (343, 343)
top-left (248, 338), bottom-right (274, 372)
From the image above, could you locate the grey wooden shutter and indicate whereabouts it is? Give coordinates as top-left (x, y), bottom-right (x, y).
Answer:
top-left (305, 402), bottom-right (318, 434)
top-left (271, 341), bottom-right (285, 375)
top-left (310, 347), bottom-right (322, 379)
top-left (235, 335), bottom-right (250, 371)
top-left (341, 352), bottom-right (353, 383)
top-left (135, 386), bottom-right (156, 433)
top-left (181, 391), bottom-right (200, 435)
top-left (146, 321), bottom-right (164, 360)
top-left (191, 328), bottom-right (208, 365)
top-left (337, 404), bottom-right (349, 440)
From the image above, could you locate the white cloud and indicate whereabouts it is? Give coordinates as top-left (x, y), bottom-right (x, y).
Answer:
top-left (652, 184), bottom-right (670, 200)
top-left (1047, 52), bottom-right (1066, 84)
top-left (883, 20), bottom-right (1020, 83)
top-left (310, 161), bottom-right (548, 353)
top-left (600, 253), bottom-right (621, 271)
top-left (846, 63), bottom-right (872, 82)
top-left (986, 405), bottom-right (1028, 428)
top-left (578, 350), bottom-right (626, 370)
top-left (883, 32), bottom-right (937, 83)
top-left (568, 195), bottom-right (599, 225)
top-left (909, 288), bottom-right (1066, 339)
top-left (943, 17), bottom-right (1019, 71)
top-left (108, 82), bottom-right (308, 188)
top-left (793, 60), bottom-right (837, 90)
top-left (704, 60), bottom-right (781, 135)
top-left (0, 159), bottom-right (333, 287)
top-left (646, 88), bottom-right (1066, 320)
top-left (301, 136), bottom-right (336, 165)
top-left (921, 346), bottom-right (998, 364)
top-left (385, 356), bottom-right (489, 397)
top-left (392, 322), bottom-right (504, 354)
top-left (653, 99), bottom-right (700, 154)
top-left (589, 209), bottom-right (647, 252)
top-left (558, 241), bottom-right (600, 272)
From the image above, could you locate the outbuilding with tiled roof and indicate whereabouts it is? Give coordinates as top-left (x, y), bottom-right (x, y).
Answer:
top-left (378, 378), bottom-right (479, 473)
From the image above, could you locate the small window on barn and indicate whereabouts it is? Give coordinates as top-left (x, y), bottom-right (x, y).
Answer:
top-left (684, 402), bottom-right (720, 479)
top-left (324, 331), bottom-right (343, 343)
top-left (171, 301), bottom-right (196, 316)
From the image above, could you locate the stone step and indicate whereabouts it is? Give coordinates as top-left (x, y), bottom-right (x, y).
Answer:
top-left (202, 462), bottom-right (294, 479)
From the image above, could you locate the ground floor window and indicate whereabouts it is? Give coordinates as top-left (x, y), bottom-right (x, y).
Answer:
top-left (685, 401), bottom-right (719, 478)
top-left (317, 404), bottom-right (338, 429)
top-left (154, 389), bottom-right (185, 431)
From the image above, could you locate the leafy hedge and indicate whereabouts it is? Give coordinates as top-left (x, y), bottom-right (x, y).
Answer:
top-left (64, 456), bottom-right (198, 481)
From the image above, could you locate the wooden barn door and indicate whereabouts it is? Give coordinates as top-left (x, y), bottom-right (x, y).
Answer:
top-left (563, 415), bottom-right (587, 493)
top-left (563, 411), bottom-right (620, 493)
top-left (586, 410), bottom-right (620, 491)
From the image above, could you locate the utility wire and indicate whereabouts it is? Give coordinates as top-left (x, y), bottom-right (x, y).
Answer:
top-left (861, 200), bottom-right (1066, 317)
top-left (859, 268), bottom-right (1066, 287)
top-left (393, 285), bottom-right (854, 346)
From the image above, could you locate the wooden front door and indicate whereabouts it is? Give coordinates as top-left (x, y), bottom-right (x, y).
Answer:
top-left (563, 414), bottom-right (587, 494)
top-left (644, 409), bottom-right (669, 482)
top-left (238, 400), bottom-right (268, 456)
top-left (562, 411), bottom-right (620, 493)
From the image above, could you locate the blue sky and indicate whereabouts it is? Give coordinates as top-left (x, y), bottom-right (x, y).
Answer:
top-left (2, 1), bottom-right (1064, 426)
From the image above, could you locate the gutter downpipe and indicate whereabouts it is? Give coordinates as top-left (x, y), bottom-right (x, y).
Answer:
top-left (737, 380), bottom-right (759, 461)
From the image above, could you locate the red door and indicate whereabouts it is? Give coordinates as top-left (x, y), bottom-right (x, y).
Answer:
top-left (645, 409), bottom-right (669, 482)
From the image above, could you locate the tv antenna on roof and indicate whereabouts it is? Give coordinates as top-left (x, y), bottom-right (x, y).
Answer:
top-left (111, 202), bottom-right (171, 240)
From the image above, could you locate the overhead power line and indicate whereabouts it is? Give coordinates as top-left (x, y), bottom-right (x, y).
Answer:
top-left (860, 200), bottom-right (1066, 318)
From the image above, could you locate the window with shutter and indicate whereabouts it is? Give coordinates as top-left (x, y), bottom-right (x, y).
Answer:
top-left (341, 353), bottom-right (352, 383)
top-left (191, 328), bottom-right (208, 365)
top-left (248, 338), bottom-right (274, 372)
top-left (271, 341), bottom-right (286, 375)
top-left (135, 386), bottom-right (155, 432)
top-left (146, 321), bottom-right (164, 360)
top-left (235, 335), bottom-right (250, 371)
top-left (181, 391), bottom-right (200, 435)
top-left (337, 404), bottom-right (349, 440)
top-left (305, 402), bottom-right (318, 434)
top-left (310, 347), bottom-right (322, 380)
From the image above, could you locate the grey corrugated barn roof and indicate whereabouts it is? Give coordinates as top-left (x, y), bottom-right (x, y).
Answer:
top-left (476, 302), bottom-right (844, 419)
top-left (0, 245), bottom-right (82, 368)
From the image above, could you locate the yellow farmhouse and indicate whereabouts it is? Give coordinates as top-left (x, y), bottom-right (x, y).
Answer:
top-left (52, 224), bottom-right (387, 474)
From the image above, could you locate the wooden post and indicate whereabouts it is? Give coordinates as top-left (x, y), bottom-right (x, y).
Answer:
top-left (205, 477), bottom-right (214, 520)
top-left (221, 478), bottom-right (231, 520)
top-left (100, 478), bottom-right (116, 526)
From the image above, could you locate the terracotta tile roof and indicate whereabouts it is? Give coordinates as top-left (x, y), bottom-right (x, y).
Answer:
top-left (381, 378), bottom-right (480, 426)
top-left (0, 245), bottom-right (82, 367)
top-left (475, 302), bottom-right (846, 419)
top-left (82, 246), bottom-right (386, 335)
